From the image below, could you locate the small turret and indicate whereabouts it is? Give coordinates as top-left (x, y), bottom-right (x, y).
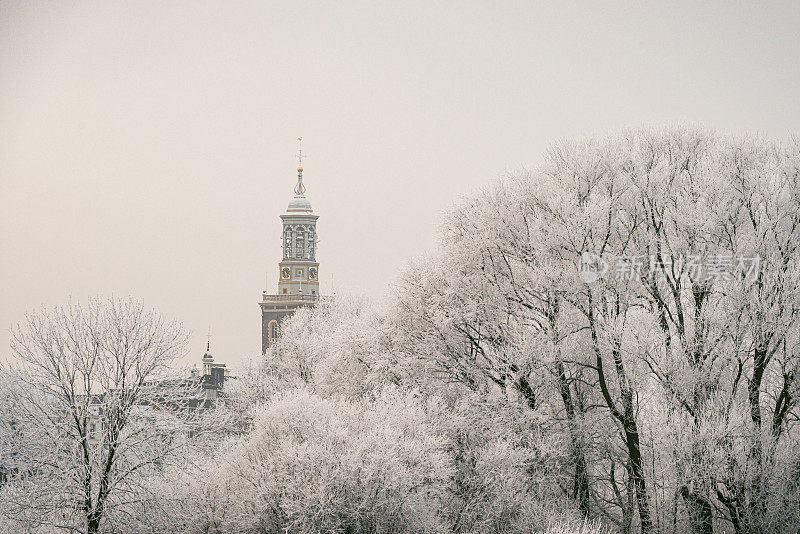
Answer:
top-left (202, 339), bottom-right (213, 376)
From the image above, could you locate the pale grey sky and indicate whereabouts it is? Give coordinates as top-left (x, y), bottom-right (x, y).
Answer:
top-left (2, 1), bottom-right (799, 369)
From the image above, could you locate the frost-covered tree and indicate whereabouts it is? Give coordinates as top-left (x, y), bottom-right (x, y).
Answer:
top-left (266, 293), bottom-right (401, 397)
top-left (564, 129), bottom-right (800, 533)
top-left (0, 297), bottom-right (209, 534)
top-left (214, 387), bottom-right (453, 533)
top-left (224, 291), bottom-right (597, 534)
top-left (390, 167), bottom-right (634, 525)
top-left (390, 127), bottom-right (800, 533)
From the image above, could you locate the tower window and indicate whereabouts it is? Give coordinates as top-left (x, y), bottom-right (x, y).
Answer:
top-left (282, 288), bottom-right (287, 294)
top-left (268, 320), bottom-right (278, 344)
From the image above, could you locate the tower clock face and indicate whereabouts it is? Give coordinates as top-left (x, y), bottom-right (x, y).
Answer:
top-left (281, 267), bottom-right (291, 279)
top-left (309, 268), bottom-right (318, 280)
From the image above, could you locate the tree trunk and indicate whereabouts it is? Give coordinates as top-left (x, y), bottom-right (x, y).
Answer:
top-left (589, 298), bottom-right (653, 533)
top-left (623, 418), bottom-right (653, 533)
top-left (745, 345), bottom-right (770, 527)
top-left (555, 360), bottom-right (590, 516)
top-left (680, 486), bottom-right (713, 534)
top-left (516, 374), bottom-right (537, 410)
top-left (594, 359), bottom-right (652, 528)
top-left (573, 439), bottom-right (591, 516)
top-left (87, 512), bottom-right (101, 534)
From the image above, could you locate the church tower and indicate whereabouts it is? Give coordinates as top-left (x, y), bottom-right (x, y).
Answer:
top-left (260, 141), bottom-right (320, 353)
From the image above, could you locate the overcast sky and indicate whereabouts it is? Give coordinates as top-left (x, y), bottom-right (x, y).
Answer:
top-left (2, 1), bottom-right (799, 369)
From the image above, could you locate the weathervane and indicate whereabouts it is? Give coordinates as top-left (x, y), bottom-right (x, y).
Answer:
top-left (206, 325), bottom-right (212, 353)
top-left (294, 137), bottom-right (306, 196)
top-left (296, 137), bottom-right (304, 169)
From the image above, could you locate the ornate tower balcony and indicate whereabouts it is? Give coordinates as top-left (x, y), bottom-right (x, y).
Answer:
top-left (261, 292), bottom-right (320, 305)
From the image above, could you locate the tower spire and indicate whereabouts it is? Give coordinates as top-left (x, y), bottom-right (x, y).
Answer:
top-left (295, 137), bottom-right (306, 196)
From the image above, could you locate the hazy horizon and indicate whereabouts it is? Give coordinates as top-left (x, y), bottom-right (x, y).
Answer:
top-left (3, 1), bottom-right (800, 370)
